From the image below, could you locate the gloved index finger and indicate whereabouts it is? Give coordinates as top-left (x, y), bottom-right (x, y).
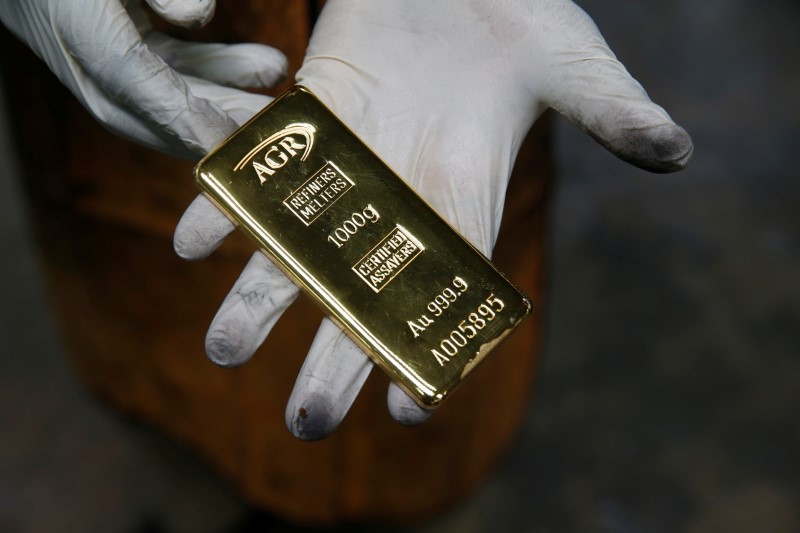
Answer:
top-left (60, 0), bottom-right (237, 155)
top-left (144, 32), bottom-right (288, 90)
top-left (174, 194), bottom-right (235, 260)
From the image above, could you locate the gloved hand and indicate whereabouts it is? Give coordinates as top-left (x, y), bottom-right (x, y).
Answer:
top-left (175, 0), bottom-right (693, 440)
top-left (0, 0), bottom-right (284, 158)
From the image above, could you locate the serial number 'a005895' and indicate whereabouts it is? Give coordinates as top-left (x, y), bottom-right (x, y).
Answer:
top-left (431, 294), bottom-right (505, 366)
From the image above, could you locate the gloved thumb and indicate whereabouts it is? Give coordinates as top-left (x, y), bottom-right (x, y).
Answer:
top-left (541, 2), bottom-right (693, 173)
top-left (144, 0), bottom-right (215, 29)
top-left (61, 0), bottom-right (236, 155)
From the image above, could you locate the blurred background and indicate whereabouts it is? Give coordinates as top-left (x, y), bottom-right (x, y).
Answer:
top-left (1, 0), bottom-right (798, 531)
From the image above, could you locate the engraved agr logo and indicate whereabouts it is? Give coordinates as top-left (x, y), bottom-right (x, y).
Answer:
top-left (234, 123), bottom-right (316, 184)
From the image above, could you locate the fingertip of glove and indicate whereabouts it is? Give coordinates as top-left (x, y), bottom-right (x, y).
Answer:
top-left (148, 0), bottom-right (216, 29)
top-left (251, 44), bottom-right (289, 83)
top-left (286, 393), bottom-right (335, 441)
top-left (173, 196), bottom-right (235, 260)
top-left (387, 384), bottom-right (433, 426)
top-left (610, 122), bottom-right (694, 174)
top-left (219, 44), bottom-right (289, 90)
top-left (206, 335), bottom-right (249, 368)
top-left (173, 230), bottom-right (212, 261)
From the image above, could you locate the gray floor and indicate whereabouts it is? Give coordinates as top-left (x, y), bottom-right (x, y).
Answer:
top-left (1, 0), bottom-right (799, 531)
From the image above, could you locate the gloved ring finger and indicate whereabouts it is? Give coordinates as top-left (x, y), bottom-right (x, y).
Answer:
top-left (285, 319), bottom-right (373, 441)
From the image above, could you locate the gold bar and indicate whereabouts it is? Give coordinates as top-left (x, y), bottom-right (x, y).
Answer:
top-left (194, 86), bottom-right (532, 408)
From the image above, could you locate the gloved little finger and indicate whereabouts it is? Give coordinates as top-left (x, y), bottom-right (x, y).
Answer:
top-left (542, 2), bottom-right (693, 173)
top-left (285, 319), bottom-right (373, 441)
top-left (205, 251), bottom-right (299, 367)
top-left (145, 33), bottom-right (287, 90)
top-left (387, 382), bottom-right (432, 426)
top-left (144, 0), bottom-right (215, 29)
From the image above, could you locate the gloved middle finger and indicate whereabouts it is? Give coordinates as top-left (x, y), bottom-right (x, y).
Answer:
top-left (205, 251), bottom-right (299, 367)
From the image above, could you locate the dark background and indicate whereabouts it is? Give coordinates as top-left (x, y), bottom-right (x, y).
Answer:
top-left (1, 0), bottom-right (798, 531)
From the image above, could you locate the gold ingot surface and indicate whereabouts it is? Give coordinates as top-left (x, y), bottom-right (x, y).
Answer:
top-left (195, 86), bottom-right (532, 408)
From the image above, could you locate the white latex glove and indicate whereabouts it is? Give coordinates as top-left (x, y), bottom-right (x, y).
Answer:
top-left (174, 0), bottom-right (693, 440)
top-left (0, 0), bottom-right (284, 158)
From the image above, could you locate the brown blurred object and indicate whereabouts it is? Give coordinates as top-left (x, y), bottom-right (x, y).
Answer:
top-left (0, 1), bottom-right (550, 526)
